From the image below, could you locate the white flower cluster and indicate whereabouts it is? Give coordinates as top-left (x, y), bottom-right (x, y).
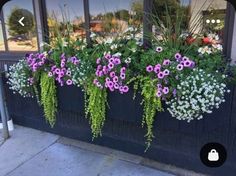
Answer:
top-left (166, 69), bottom-right (229, 122)
top-left (68, 59), bottom-right (92, 88)
top-left (198, 44), bottom-right (223, 55)
top-left (7, 59), bottom-right (34, 98)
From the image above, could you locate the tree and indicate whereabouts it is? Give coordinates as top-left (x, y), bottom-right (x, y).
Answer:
top-left (8, 8), bottom-right (34, 37)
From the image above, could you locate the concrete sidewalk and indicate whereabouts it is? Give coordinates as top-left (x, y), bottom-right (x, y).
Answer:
top-left (0, 125), bottom-right (175, 176)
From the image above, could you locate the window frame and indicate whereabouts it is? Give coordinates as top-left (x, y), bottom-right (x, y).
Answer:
top-left (0, 0), bottom-right (40, 58)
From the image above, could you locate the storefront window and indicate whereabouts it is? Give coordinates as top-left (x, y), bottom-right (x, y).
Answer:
top-left (0, 20), bottom-right (5, 51)
top-left (152, 0), bottom-right (226, 48)
top-left (89, 0), bottom-right (143, 36)
top-left (45, 0), bottom-right (85, 41)
top-left (2, 0), bottom-right (38, 51)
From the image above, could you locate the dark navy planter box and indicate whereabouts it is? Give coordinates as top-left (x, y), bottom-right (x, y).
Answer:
top-left (4, 80), bottom-right (236, 176)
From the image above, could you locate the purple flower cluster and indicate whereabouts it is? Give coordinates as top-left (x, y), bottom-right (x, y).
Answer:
top-left (26, 53), bottom-right (47, 72)
top-left (146, 52), bottom-right (195, 98)
top-left (175, 53), bottom-right (195, 70)
top-left (47, 54), bottom-right (80, 86)
top-left (94, 53), bottom-right (129, 94)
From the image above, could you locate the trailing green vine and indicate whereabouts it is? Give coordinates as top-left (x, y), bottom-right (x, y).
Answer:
top-left (140, 77), bottom-right (163, 150)
top-left (85, 83), bottom-right (107, 139)
top-left (40, 72), bottom-right (58, 127)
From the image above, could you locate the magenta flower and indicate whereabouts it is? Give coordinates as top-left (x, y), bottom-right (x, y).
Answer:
top-left (66, 79), bottom-right (73, 86)
top-left (163, 59), bottom-right (171, 66)
top-left (104, 53), bottom-right (111, 60)
top-left (109, 58), bottom-right (115, 63)
top-left (120, 73), bottom-right (126, 80)
top-left (105, 77), bottom-right (110, 82)
top-left (156, 46), bottom-right (163, 53)
top-left (183, 60), bottom-right (192, 67)
top-left (51, 65), bottom-right (56, 71)
top-left (156, 91), bottom-right (162, 97)
top-left (113, 76), bottom-right (119, 82)
top-left (190, 61), bottom-right (195, 68)
top-left (93, 79), bottom-right (98, 84)
top-left (157, 83), bottom-right (162, 89)
top-left (114, 58), bottom-right (121, 65)
top-left (146, 65), bottom-right (153, 72)
top-left (163, 69), bottom-right (170, 76)
top-left (123, 86), bottom-right (129, 93)
top-left (114, 83), bottom-right (119, 89)
top-left (157, 72), bottom-right (164, 79)
top-left (108, 62), bottom-right (114, 69)
top-left (109, 71), bottom-right (116, 78)
top-left (182, 56), bottom-right (189, 61)
top-left (175, 53), bottom-right (182, 61)
top-left (98, 71), bottom-right (103, 77)
top-left (55, 68), bottom-right (60, 74)
top-left (176, 64), bottom-right (184, 71)
top-left (107, 81), bottom-right (114, 88)
top-left (154, 65), bottom-right (161, 73)
top-left (48, 72), bottom-right (53, 77)
top-left (120, 67), bottom-right (126, 73)
top-left (162, 87), bottom-right (169, 94)
top-left (96, 58), bottom-right (101, 64)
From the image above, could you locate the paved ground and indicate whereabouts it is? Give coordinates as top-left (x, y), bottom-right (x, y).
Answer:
top-left (0, 125), bottom-right (175, 176)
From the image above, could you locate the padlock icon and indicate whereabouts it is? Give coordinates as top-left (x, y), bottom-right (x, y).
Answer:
top-left (208, 149), bottom-right (219, 161)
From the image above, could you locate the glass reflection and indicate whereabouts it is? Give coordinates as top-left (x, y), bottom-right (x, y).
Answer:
top-left (46, 0), bottom-right (85, 40)
top-left (0, 20), bottom-right (5, 51)
top-left (3, 0), bottom-right (38, 51)
top-left (89, 0), bottom-right (143, 36)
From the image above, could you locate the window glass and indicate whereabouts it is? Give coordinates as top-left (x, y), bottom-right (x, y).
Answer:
top-left (46, 0), bottom-right (85, 41)
top-left (152, 0), bottom-right (227, 44)
top-left (2, 0), bottom-right (38, 51)
top-left (0, 20), bottom-right (5, 51)
top-left (89, 0), bottom-right (143, 36)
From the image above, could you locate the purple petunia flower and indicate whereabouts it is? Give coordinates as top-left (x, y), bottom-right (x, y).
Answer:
top-left (51, 65), bottom-right (56, 71)
top-left (114, 83), bottom-right (119, 89)
top-left (55, 68), bottom-right (61, 74)
top-left (66, 79), bottom-right (73, 85)
top-left (183, 60), bottom-right (192, 67)
top-left (123, 86), bottom-right (129, 93)
top-left (120, 67), bottom-right (126, 73)
top-left (107, 81), bottom-right (114, 88)
top-left (163, 59), bottom-right (171, 66)
top-left (163, 69), bottom-right (170, 76)
top-left (48, 72), bottom-right (53, 77)
top-left (114, 58), bottom-right (121, 65)
top-left (176, 64), bottom-right (184, 71)
top-left (156, 46), bottom-right (163, 53)
top-left (93, 79), bottom-right (98, 84)
top-left (182, 56), bottom-right (189, 61)
top-left (175, 53), bottom-right (182, 61)
top-left (156, 91), bottom-right (162, 97)
top-left (146, 65), bottom-right (153, 72)
top-left (98, 71), bottom-right (103, 77)
top-left (109, 71), bottom-right (116, 78)
top-left (113, 76), bottom-right (119, 83)
top-left (105, 77), bottom-right (110, 82)
top-left (162, 87), bottom-right (169, 94)
top-left (108, 62), bottom-right (114, 69)
top-left (154, 65), bottom-right (161, 73)
top-left (173, 88), bottom-right (177, 97)
top-left (96, 58), bottom-right (101, 64)
top-left (109, 58), bottom-right (115, 63)
top-left (157, 83), bottom-right (162, 89)
top-left (104, 53), bottom-right (111, 60)
top-left (157, 71), bottom-right (164, 79)
top-left (61, 62), bottom-right (65, 68)
top-left (190, 61), bottom-right (195, 68)
top-left (120, 73), bottom-right (126, 80)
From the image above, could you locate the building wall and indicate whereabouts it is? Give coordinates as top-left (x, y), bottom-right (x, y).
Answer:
top-left (231, 12), bottom-right (236, 62)
top-left (189, 0), bottom-right (227, 33)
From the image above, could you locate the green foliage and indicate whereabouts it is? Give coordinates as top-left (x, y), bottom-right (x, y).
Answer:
top-left (134, 76), bottom-right (163, 150)
top-left (40, 72), bottom-right (57, 127)
top-left (85, 83), bottom-right (107, 139)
